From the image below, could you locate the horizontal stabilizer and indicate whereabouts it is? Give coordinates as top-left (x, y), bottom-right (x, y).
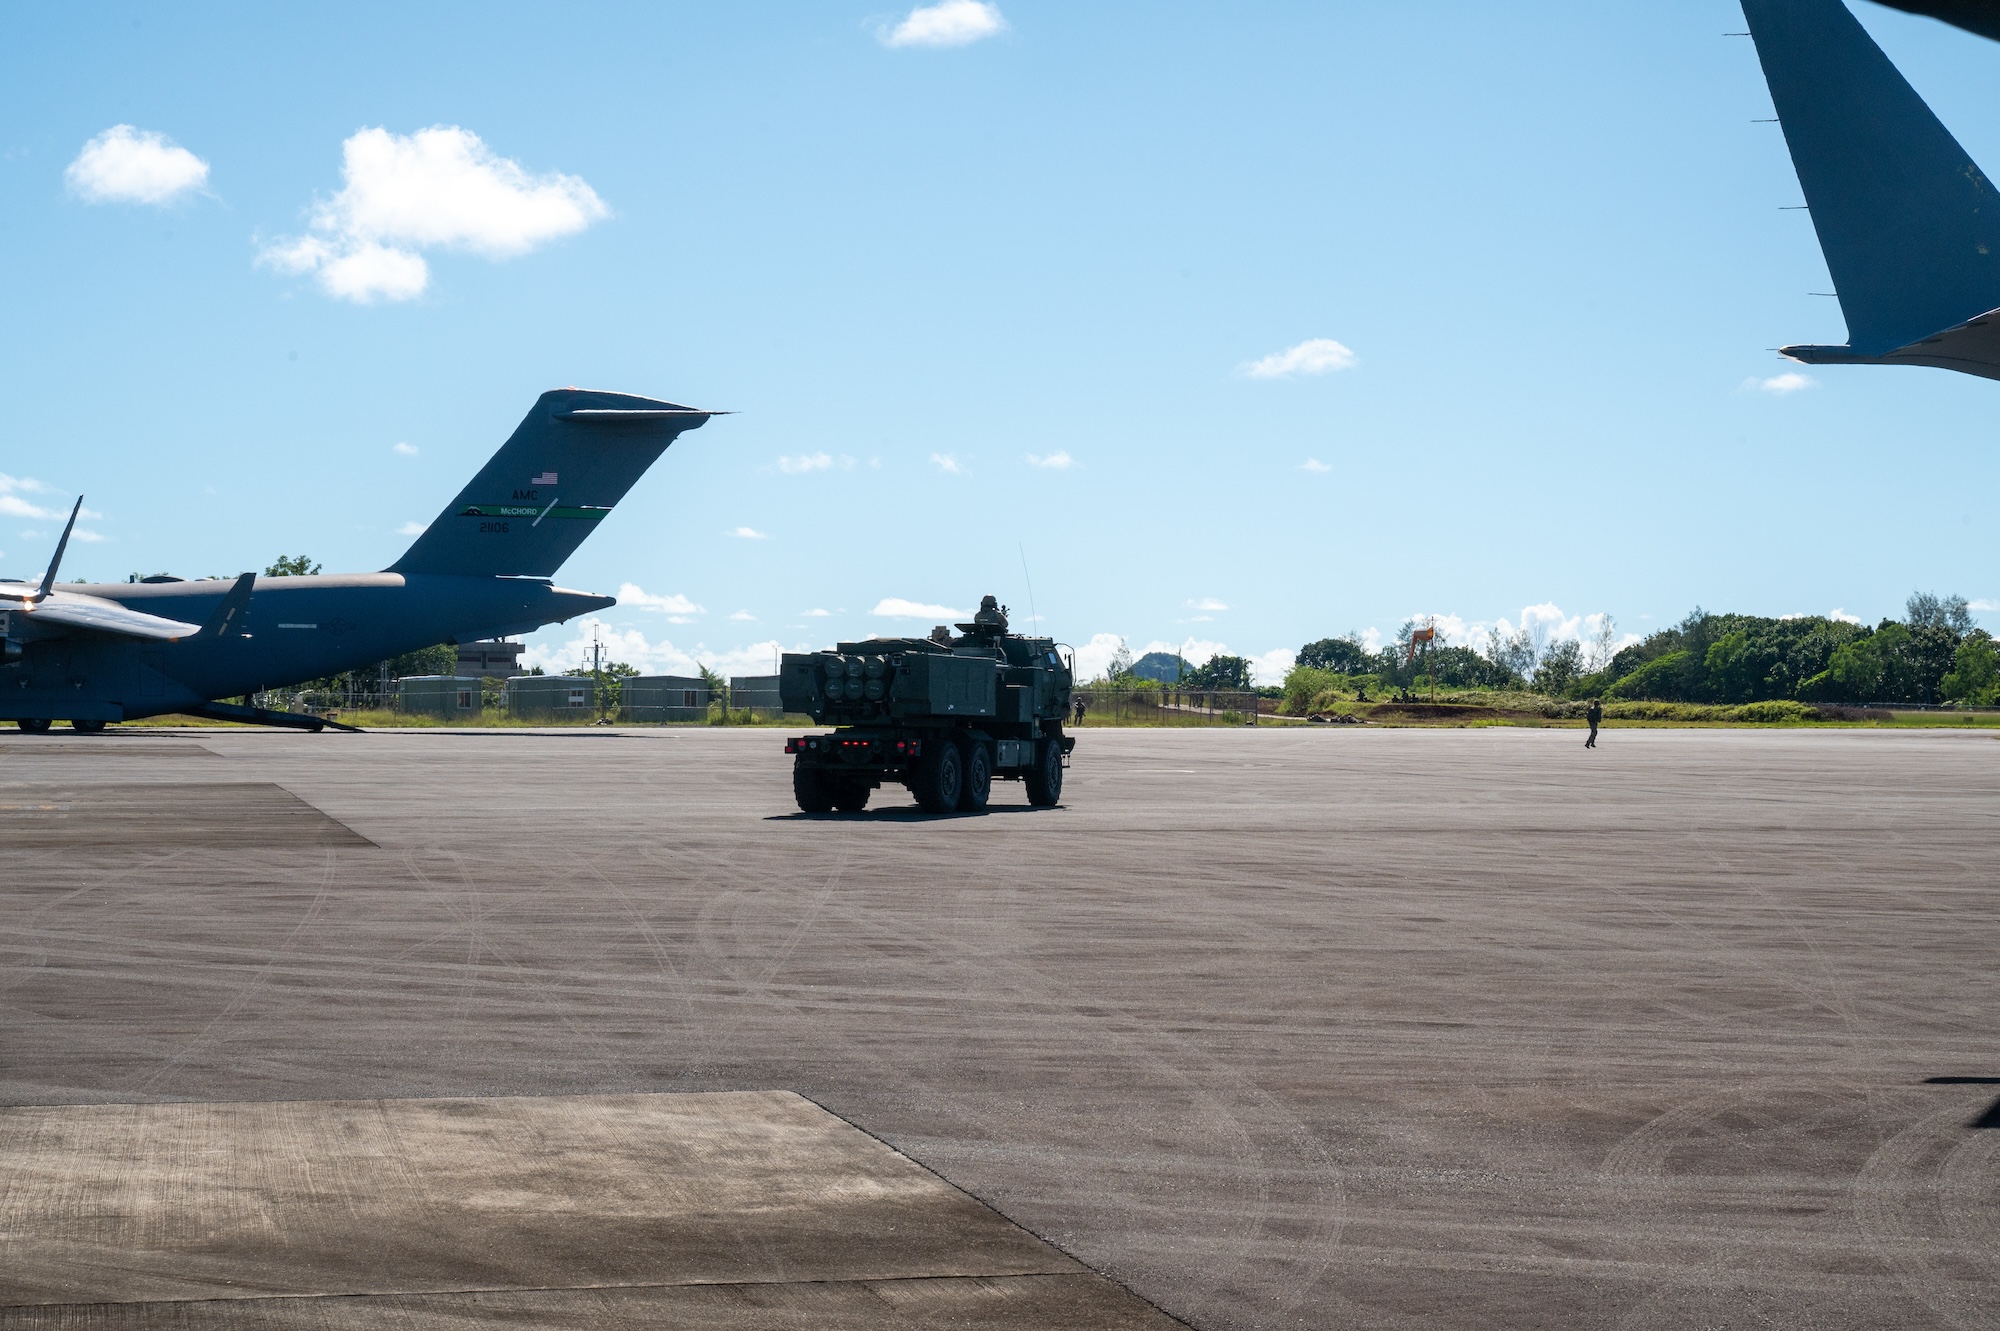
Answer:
top-left (1870, 0), bottom-right (2000, 44)
top-left (21, 590), bottom-right (203, 640)
top-left (1783, 301), bottom-right (2000, 377)
top-left (557, 408), bottom-right (722, 421)
top-left (181, 700), bottom-right (361, 732)
top-left (1744, 0), bottom-right (2000, 355)
top-left (390, 389), bottom-right (717, 579)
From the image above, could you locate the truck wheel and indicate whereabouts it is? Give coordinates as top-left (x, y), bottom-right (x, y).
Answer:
top-left (958, 742), bottom-right (992, 812)
top-left (913, 738), bottom-right (964, 814)
top-left (793, 761), bottom-right (837, 813)
top-left (69, 719), bottom-right (107, 735)
top-left (831, 778), bottom-right (871, 812)
top-left (15, 719), bottom-right (52, 734)
top-left (1025, 738), bottom-right (1064, 807)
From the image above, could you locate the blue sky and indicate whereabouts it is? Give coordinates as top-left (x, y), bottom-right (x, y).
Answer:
top-left (3, 1), bottom-right (1996, 681)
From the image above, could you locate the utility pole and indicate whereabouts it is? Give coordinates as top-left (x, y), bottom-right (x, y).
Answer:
top-left (590, 634), bottom-right (604, 724)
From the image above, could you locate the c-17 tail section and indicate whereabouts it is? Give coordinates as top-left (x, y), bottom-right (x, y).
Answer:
top-left (1744, 0), bottom-right (2000, 377)
top-left (1871, 0), bottom-right (2000, 45)
top-left (389, 388), bottom-right (718, 578)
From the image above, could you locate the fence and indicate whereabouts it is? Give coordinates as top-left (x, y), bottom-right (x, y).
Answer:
top-left (255, 675), bottom-right (810, 725)
top-left (729, 675), bottom-right (784, 721)
top-left (623, 675), bottom-right (709, 723)
top-left (1069, 688), bottom-right (1267, 726)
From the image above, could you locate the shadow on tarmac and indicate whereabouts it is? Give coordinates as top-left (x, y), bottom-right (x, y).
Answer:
top-left (1923, 1078), bottom-right (2000, 1128)
top-left (766, 805), bottom-right (1061, 823)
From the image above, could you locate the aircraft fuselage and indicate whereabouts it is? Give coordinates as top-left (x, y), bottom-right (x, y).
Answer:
top-left (0, 574), bottom-right (611, 722)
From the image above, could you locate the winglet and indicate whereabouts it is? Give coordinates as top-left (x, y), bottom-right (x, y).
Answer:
top-left (34, 497), bottom-right (82, 602)
top-left (198, 572), bottom-right (256, 639)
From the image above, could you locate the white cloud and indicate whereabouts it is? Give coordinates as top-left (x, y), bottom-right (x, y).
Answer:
top-left (930, 453), bottom-right (964, 474)
top-left (1026, 450), bottom-right (1073, 470)
top-left (775, 452), bottom-right (852, 474)
top-left (259, 126), bottom-right (608, 303)
top-left (1250, 648), bottom-right (1295, 686)
top-left (1359, 627), bottom-right (1384, 652)
top-left (1186, 597), bottom-right (1228, 612)
top-left (521, 617), bottom-right (786, 681)
top-left (0, 494), bottom-right (59, 521)
top-left (1071, 633), bottom-right (1126, 682)
top-left (1829, 607), bottom-right (1863, 624)
top-left (1969, 599), bottom-right (2000, 613)
top-left (393, 441), bottom-right (418, 456)
top-left (1745, 371), bottom-right (1817, 395)
top-left (261, 235), bottom-right (430, 303)
top-left (70, 529), bottom-right (106, 543)
top-left (396, 521), bottom-right (426, 536)
top-left (1402, 612), bottom-right (1473, 646)
top-left (616, 584), bottom-right (704, 621)
top-left (1301, 458), bottom-right (1331, 473)
top-left (880, 0), bottom-right (1007, 47)
top-left (66, 126), bottom-right (209, 205)
top-left (729, 610), bottom-right (758, 622)
top-left (1242, 338), bottom-right (1357, 380)
top-left (804, 608), bottom-right (832, 617)
top-left (874, 597), bottom-right (966, 619)
top-left (729, 526), bottom-right (769, 539)
top-left (1129, 637), bottom-right (1301, 684)
top-left (1145, 637), bottom-right (1227, 668)
top-left (1508, 603), bottom-right (1577, 653)
top-left (0, 478), bottom-right (96, 525)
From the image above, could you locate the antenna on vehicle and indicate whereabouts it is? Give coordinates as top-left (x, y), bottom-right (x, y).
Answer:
top-left (1018, 543), bottom-right (1038, 634)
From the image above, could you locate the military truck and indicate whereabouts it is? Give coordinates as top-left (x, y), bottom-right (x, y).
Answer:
top-left (780, 595), bottom-right (1075, 814)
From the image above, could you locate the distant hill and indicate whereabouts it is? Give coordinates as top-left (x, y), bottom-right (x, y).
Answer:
top-left (1129, 651), bottom-right (1186, 682)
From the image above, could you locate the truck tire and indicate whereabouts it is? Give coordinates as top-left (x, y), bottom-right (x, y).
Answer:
top-left (958, 742), bottom-right (992, 813)
top-left (793, 761), bottom-right (837, 813)
top-left (69, 719), bottom-right (106, 735)
top-left (831, 778), bottom-right (872, 812)
top-left (1025, 738), bottom-right (1063, 806)
top-left (913, 737), bottom-right (964, 814)
top-left (15, 719), bottom-right (52, 734)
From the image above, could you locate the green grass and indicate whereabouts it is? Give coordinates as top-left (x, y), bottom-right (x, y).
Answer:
top-left (1876, 710), bottom-right (2000, 728)
top-left (1071, 709), bottom-right (1262, 728)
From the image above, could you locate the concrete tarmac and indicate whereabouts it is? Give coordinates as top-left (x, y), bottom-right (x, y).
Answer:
top-left (0, 1090), bottom-right (1170, 1327)
top-left (2, 725), bottom-right (1997, 1328)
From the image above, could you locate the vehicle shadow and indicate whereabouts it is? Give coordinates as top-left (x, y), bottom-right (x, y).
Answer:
top-left (1922, 1077), bottom-right (2000, 1128)
top-left (765, 804), bottom-right (1060, 823)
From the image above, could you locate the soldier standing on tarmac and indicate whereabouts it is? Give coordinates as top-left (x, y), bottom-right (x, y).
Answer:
top-left (1073, 696), bottom-right (1087, 726)
top-left (1585, 698), bottom-right (1602, 748)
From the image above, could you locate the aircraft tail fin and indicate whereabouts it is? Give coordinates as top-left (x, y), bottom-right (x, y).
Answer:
top-left (198, 572), bottom-right (256, 639)
top-left (1744, 0), bottom-right (2000, 354)
top-left (389, 389), bottom-right (718, 579)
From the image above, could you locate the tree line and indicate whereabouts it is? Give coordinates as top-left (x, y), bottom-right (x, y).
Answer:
top-left (1290, 592), bottom-right (1999, 707)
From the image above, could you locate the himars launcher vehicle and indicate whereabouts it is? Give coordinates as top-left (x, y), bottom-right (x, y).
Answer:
top-left (780, 595), bottom-right (1075, 814)
top-left (0, 389), bottom-right (715, 732)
